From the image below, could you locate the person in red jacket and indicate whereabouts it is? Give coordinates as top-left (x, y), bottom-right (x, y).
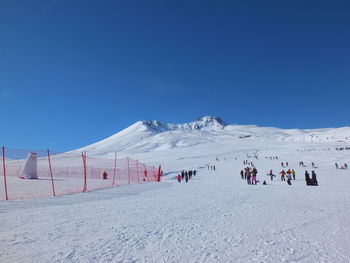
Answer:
top-left (177, 174), bottom-right (181, 182)
top-left (279, 170), bottom-right (286, 181)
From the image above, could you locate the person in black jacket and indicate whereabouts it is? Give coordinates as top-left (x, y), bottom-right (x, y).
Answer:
top-left (305, 171), bottom-right (311, 185)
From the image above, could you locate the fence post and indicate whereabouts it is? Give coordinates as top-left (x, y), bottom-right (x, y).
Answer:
top-left (136, 160), bottom-right (139, 183)
top-left (143, 163), bottom-right (147, 181)
top-left (157, 165), bottom-right (161, 182)
top-left (113, 152), bottom-right (117, 186)
top-left (47, 150), bottom-right (56, 196)
top-left (82, 151), bottom-right (87, 192)
top-left (127, 157), bottom-right (130, 184)
top-left (2, 146), bottom-right (8, 200)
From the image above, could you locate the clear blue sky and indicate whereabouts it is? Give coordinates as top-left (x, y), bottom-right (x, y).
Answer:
top-left (1, 0), bottom-right (349, 151)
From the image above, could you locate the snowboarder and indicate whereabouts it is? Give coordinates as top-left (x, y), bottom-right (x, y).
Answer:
top-left (268, 170), bottom-right (274, 181)
top-left (286, 173), bottom-right (292, 185)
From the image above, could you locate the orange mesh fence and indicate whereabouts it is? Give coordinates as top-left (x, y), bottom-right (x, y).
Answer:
top-left (0, 147), bottom-right (161, 201)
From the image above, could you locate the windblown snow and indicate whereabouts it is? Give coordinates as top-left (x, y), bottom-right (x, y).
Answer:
top-left (1, 116), bottom-right (350, 262)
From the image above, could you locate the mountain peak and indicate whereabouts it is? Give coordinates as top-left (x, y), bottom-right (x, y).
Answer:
top-left (138, 116), bottom-right (227, 133)
top-left (195, 116), bottom-right (226, 127)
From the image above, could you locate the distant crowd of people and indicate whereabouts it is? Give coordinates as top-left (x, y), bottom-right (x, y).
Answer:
top-left (177, 170), bottom-right (197, 183)
top-left (207, 165), bottom-right (216, 170)
top-left (335, 162), bottom-right (348, 169)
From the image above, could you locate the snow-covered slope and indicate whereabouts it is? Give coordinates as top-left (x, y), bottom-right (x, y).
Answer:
top-left (72, 116), bottom-right (350, 162)
top-left (1, 116), bottom-right (350, 262)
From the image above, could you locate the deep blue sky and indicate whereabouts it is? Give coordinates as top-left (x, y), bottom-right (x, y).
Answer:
top-left (1, 0), bottom-right (349, 151)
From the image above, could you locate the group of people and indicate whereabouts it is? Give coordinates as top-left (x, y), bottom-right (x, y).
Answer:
top-left (305, 171), bottom-right (318, 186)
top-left (278, 169), bottom-right (295, 185)
top-left (243, 160), bottom-right (255, 167)
top-left (281, 162), bottom-right (289, 167)
top-left (207, 165), bottom-right (216, 170)
top-left (177, 170), bottom-right (197, 183)
top-left (335, 162), bottom-right (348, 169)
top-left (240, 167), bottom-right (258, 185)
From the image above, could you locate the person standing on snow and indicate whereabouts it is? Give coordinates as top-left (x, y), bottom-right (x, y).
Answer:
top-left (291, 169), bottom-right (296, 180)
top-left (177, 174), bottom-right (181, 182)
top-left (335, 162), bottom-right (338, 169)
top-left (305, 171), bottom-right (311, 185)
top-left (286, 172), bottom-right (292, 185)
top-left (279, 170), bottom-right (286, 181)
top-left (251, 168), bottom-right (257, 185)
top-left (240, 170), bottom-right (244, 179)
top-left (268, 170), bottom-right (274, 181)
top-left (311, 171), bottom-right (318, 186)
top-left (246, 168), bottom-right (251, 185)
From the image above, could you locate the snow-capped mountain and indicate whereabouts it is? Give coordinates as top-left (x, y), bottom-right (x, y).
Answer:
top-left (72, 116), bottom-right (350, 160)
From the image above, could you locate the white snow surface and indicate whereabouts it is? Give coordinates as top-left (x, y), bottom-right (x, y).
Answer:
top-left (1, 116), bottom-right (350, 262)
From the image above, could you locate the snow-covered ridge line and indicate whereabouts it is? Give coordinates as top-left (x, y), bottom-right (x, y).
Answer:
top-left (70, 116), bottom-right (350, 157)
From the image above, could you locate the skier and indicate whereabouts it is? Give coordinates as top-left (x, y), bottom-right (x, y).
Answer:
top-left (281, 162), bottom-right (284, 167)
top-left (213, 165), bottom-right (216, 170)
top-left (279, 170), bottom-right (286, 181)
top-left (345, 163), bottom-right (348, 169)
top-left (181, 170), bottom-right (185, 180)
top-left (240, 170), bottom-right (244, 179)
top-left (193, 170), bottom-right (197, 176)
top-left (286, 169), bottom-right (292, 180)
top-left (291, 169), bottom-right (296, 180)
top-left (311, 162), bottom-right (315, 168)
top-left (335, 162), bottom-right (338, 169)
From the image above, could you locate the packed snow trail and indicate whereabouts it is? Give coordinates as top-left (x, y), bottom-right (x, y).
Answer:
top-left (1, 156), bottom-right (350, 263)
